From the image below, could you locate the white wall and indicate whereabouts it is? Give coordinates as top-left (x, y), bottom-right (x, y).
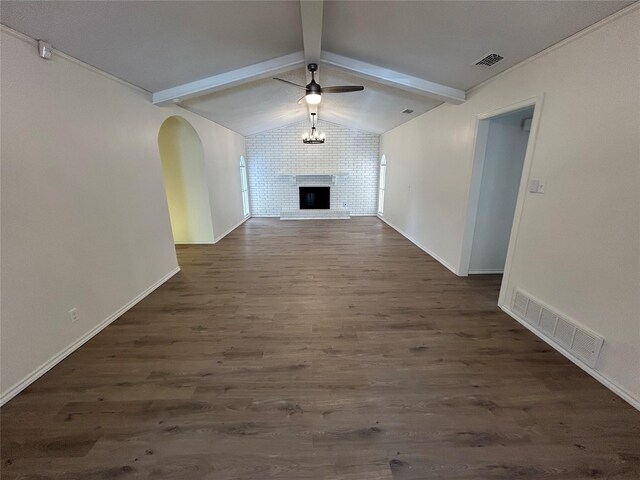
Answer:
top-left (0, 28), bottom-right (246, 403)
top-left (246, 120), bottom-right (379, 216)
top-left (469, 108), bottom-right (532, 273)
top-left (188, 114), bottom-right (247, 240)
top-left (381, 6), bottom-right (640, 406)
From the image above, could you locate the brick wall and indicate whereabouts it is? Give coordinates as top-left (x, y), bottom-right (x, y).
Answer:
top-left (245, 120), bottom-right (380, 216)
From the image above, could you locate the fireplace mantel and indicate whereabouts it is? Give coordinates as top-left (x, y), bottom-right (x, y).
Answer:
top-left (278, 173), bottom-right (349, 186)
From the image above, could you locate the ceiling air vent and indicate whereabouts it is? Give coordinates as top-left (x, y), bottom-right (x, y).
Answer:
top-left (401, 108), bottom-right (414, 114)
top-left (474, 52), bottom-right (504, 68)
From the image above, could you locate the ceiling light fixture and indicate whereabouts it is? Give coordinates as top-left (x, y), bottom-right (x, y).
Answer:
top-left (305, 92), bottom-right (322, 105)
top-left (274, 63), bottom-right (364, 106)
top-left (302, 113), bottom-right (326, 144)
top-left (305, 64), bottom-right (322, 104)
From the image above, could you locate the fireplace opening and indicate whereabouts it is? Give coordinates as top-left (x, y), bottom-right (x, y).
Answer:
top-left (299, 186), bottom-right (330, 209)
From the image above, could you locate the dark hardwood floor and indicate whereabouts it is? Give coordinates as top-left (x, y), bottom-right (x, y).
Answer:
top-left (2, 217), bottom-right (639, 479)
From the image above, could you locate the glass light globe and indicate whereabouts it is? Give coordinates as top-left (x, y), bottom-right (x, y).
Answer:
top-left (305, 93), bottom-right (321, 105)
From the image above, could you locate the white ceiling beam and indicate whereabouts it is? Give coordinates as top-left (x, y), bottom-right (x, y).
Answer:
top-left (300, 0), bottom-right (323, 67)
top-left (152, 51), bottom-right (305, 106)
top-left (300, 0), bottom-right (324, 124)
top-left (321, 51), bottom-right (466, 105)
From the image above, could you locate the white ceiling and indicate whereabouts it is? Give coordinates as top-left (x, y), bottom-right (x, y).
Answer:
top-left (0, 0), bottom-right (303, 92)
top-left (183, 66), bottom-right (440, 135)
top-left (322, 0), bottom-right (635, 91)
top-left (1, 1), bottom-right (633, 135)
top-left (314, 67), bottom-right (442, 135)
top-left (181, 68), bottom-right (310, 137)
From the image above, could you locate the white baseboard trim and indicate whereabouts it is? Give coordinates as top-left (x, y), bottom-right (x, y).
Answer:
top-left (251, 214), bottom-right (378, 218)
top-left (377, 215), bottom-right (459, 275)
top-left (175, 241), bottom-right (215, 245)
top-left (0, 266), bottom-right (181, 406)
top-left (500, 304), bottom-right (640, 412)
top-left (468, 269), bottom-right (504, 274)
top-left (213, 216), bottom-right (251, 244)
top-left (280, 217), bottom-right (350, 220)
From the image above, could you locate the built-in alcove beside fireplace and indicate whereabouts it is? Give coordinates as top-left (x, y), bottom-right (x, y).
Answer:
top-left (299, 187), bottom-right (330, 209)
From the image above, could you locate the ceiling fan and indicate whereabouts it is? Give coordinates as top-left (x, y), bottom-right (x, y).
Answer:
top-left (274, 63), bottom-right (364, 105)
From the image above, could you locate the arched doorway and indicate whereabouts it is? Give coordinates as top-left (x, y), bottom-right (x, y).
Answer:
top-left (158, 116), bottom-right (214, 244)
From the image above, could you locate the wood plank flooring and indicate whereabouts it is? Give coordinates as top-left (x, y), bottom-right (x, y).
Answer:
top-left (2, 217), bottom-right (639, 479)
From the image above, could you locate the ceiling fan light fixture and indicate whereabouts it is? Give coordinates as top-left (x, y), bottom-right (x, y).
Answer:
top-left (305, 93), bottom-right (321, 105)
top-left (273, 63), bottom-right (363, 107)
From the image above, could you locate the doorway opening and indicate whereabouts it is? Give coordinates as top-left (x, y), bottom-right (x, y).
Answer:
top-left (240, 156), bottom-right (250, 218)
top-left (158, 116), bottom-right (214, 244)
top-left (377, 155), bottom-right (387, 216)
top-left (460, 104), bottom-right (537, 277)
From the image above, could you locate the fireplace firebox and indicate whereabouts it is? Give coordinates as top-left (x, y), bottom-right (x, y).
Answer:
top-left (299, 187), bottom-right (330, 209)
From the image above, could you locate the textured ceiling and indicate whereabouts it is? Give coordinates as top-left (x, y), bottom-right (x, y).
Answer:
top-left (181, 66), bottom-right (440, 135)
top-left (0, 0), bottom-right (303, 92)
top-left (181, 69), bottom-right (310, 136)
top-left (306, 67), bottom-right (441, 135)
top-left (322, 0), bottom-right (634, 91)
top-left (1, 0), bottom-right (633, 134)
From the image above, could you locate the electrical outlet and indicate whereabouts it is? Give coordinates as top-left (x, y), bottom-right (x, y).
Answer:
top-left (536, 180), bottom-right (546, 193)
top-left (68, 308), bottom-right (79, 323)
top-left (529, 179), bottom-right (546, 194)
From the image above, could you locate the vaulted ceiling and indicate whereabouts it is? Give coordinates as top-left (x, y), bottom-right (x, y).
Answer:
top-left (1, 0), bottom-right (633, 135)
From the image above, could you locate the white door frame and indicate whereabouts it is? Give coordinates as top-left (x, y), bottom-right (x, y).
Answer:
top-left (458, 95), bottom-right (545, 305)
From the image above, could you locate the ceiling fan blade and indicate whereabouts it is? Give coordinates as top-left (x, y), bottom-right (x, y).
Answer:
top-left (321, 85), bottom-right (365, 93)
top-left (273, 78), bottom-right (306, 90)
top-left (297, 95), bottom-right (306, 105)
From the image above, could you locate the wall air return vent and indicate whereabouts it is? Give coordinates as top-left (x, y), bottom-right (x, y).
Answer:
top-left (524, 300), bottom-right (542, 325)
top-left (572, 329), bottom-right (604, 367)
top-left (513, 291), bottom-right (528, 317)
top-left (554, 317), bottom-right (576, 348)
top-left (511, 289), bottom-right (604, 368)
top-left (474, 52), bottom-right (504, 68)
top-left (539, 308), bottom-right (558, 336)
